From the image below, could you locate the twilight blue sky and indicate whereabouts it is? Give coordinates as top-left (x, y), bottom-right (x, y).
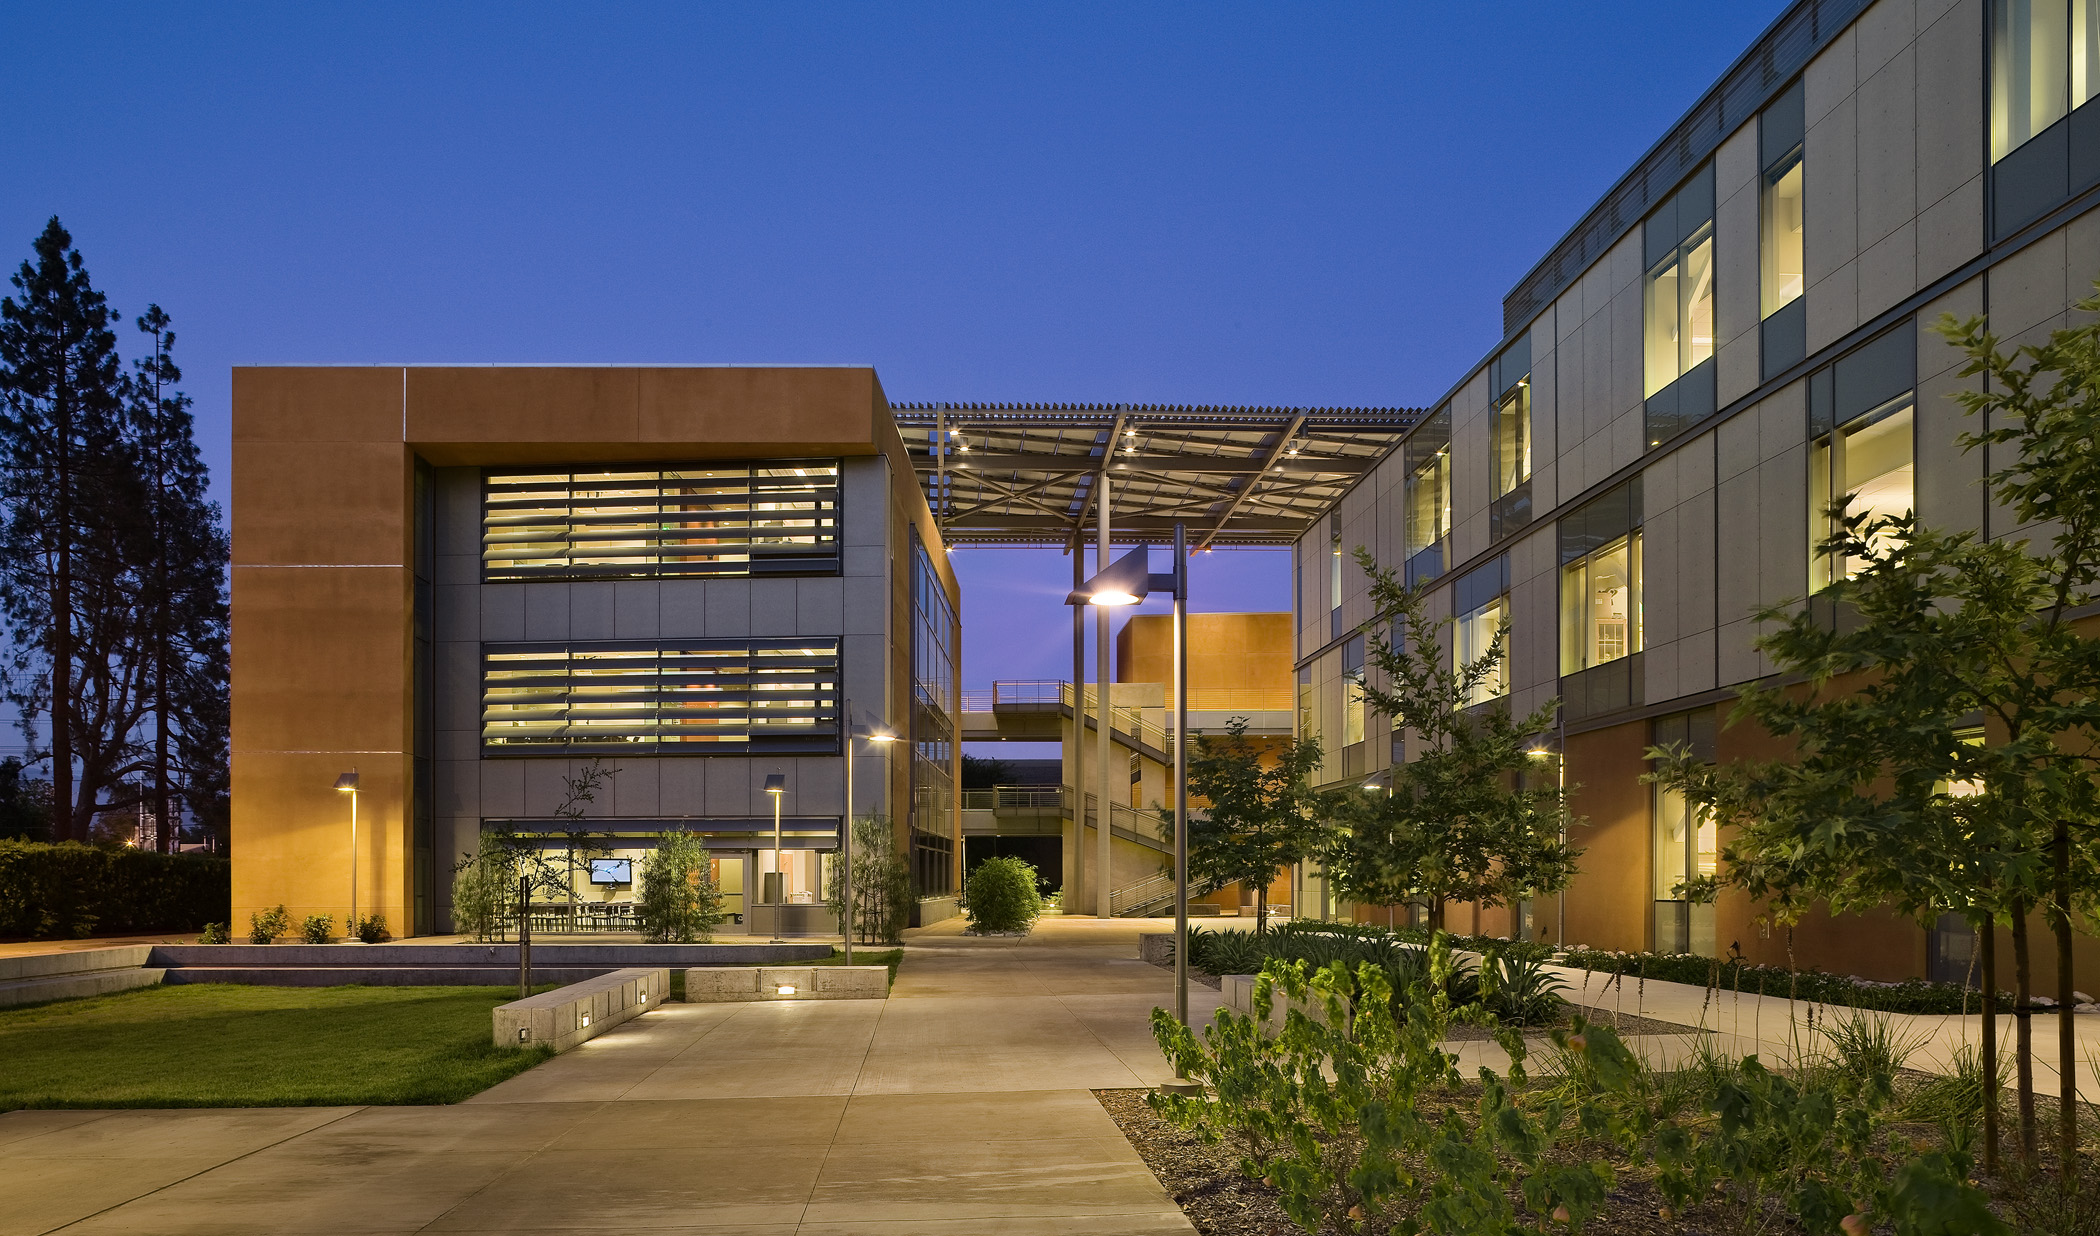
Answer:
top-left (0, 1), bottom-right (1787, 699)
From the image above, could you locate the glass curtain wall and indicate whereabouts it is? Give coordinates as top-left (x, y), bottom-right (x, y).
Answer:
top-left (910, 534), bottom-right (957, 897)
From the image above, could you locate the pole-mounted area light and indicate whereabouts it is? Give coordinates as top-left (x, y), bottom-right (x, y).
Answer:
top-left (840, 707), bottom-right (900, 967)
top-left (1070, 533), bottom-right (1201, 1097)
top-left (335, 771), bottom-right (359, 934)
top-left (764, 774), bottom-right (788, 943)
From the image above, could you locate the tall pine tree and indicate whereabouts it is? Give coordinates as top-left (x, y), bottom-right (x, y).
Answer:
top-left (0, 220), bottom-right (229, 847)
top-left (0, 218), bottom-right (128, 841)
top-left (128, 306), bottom-right (228, 850)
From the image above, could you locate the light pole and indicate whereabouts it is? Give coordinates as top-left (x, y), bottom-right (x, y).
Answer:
top-left (334, 771), bottom-right (359, 933)
top-left (764, 773), bottom-right (787, 943)
top-left (1068, 530), bottom-right (1191, 1030)
top-left (841, 699), bottom-right (896, 965)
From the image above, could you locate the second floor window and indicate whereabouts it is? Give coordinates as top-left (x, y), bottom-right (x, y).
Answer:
top-left (1809, 397), bottom-right (1915, 590)
top-left (1560, 533), bottom-right (1641, 675)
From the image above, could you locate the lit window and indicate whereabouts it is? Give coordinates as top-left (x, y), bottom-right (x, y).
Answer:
top-left (1455, 595), bottom-right (1508, 706)
top-left (1491, 382), bottom-right (1531, 498)
top-left (1762, 157), bottom-right (1804, 317)
top-left (1992, 0), bottom-right (2100, 161)
top-left (482, 639), bottom-right (841, 754)
top-left (1404, 449), bottom-right (1450, 557)
top-left (1342, 635), bottom-right (1366, 746)
top-left (1559, 534), bottom-right (1641, 675)
top-left (483, 461), bottom-right (841, 580)
top-left (1809, 399), bottom-right (1914, 590)
top-left (1645, 227), bottom-right (1716, 397)
top-left (1651, 781), bottom-right (1717, 955)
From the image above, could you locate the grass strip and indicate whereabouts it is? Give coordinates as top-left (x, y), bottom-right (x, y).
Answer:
top-left (0, 983), bottom-right (552, 1111)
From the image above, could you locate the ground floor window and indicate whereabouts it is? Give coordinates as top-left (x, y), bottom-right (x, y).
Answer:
top-left (1651, 781), bottom-right (1717, 956)
top-left (912, 827), bottom-right (954, 897)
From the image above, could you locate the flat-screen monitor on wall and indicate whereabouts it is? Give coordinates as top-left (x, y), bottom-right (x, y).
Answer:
top-left (588, 858), bottom-right (631, 885)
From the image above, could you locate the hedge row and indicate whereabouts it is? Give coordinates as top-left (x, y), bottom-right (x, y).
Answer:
top-left (0, 841), bottom-right (230, 939)
top-left (1303, 922), bottom-right (1987, 1015)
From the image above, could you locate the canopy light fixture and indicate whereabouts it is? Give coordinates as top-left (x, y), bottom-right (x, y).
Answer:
top-left (763, 774), bottom-right (787, 796)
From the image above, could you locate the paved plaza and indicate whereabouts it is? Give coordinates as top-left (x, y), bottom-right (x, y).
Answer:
top-left (0, 917), bottom-right (1218, 1235)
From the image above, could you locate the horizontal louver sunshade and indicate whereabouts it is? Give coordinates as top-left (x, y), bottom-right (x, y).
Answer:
top-left (483, 639), bottom-right (841, 754)
top-left (483, 462), bottom-right (840, 580)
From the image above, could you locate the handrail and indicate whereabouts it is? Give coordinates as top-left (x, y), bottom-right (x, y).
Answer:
top-left (1110, 871), bottom-right (1176, 916)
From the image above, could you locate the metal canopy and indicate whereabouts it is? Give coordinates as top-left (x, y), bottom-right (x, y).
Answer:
top-left (891, 403), bottom-right (1421, 550)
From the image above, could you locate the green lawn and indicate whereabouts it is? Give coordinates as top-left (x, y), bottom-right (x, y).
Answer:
top-left (0, 984), bottom-right (554, 1112)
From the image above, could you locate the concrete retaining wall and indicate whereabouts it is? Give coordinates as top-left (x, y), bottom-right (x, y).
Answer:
top-left (149, 942), bottom-right (832, 987)
top-left (0, 947), bottom-right (163, 1008)
top-left (493, 967), bottom-right (669, 1052)
top-left (684, 965), bottom-right (888, 1002)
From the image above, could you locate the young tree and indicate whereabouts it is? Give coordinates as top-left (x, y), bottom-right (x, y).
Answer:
top-left (1324, 551), bottom-right (1579, 932)
top-left (827, 813), bottom-right (912, 944)
top-left (549, 758), bottom-right (617, 923)
top-left (1179, 716), bottom-right (1324, 931)
top-left (1652, 299), bottom-right (2100, 1178)
top-left (0, 218), bottom-right (129, 840)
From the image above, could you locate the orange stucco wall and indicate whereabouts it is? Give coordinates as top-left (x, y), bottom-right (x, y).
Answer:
top-left (1116, 611), bottom-right (1294, 693)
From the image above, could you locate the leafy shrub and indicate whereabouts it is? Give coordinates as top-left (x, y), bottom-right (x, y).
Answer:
top-left (352, 914), bottom-right (389, 944)
top-left (197, 921), bottom-right (229, 944)
top-left (634, 828), bottom-right (725, 943)
top-left (1151, 934), bottom-right (2004, 1236)
top-left (300, 914), bottom-right (333, 944)
top-left (0, 840), bottom-right (229, 938)
top-left (248, 904), bottom-right (289, 944)
top-left (964, 856), bottom-right (1042, 933)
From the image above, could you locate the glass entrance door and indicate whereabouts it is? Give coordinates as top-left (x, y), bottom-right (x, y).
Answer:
top-left (711, 854), bottom-right (746, 924)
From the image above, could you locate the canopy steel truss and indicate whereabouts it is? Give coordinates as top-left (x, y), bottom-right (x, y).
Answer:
top-left (891, 403), bottom-right (1421, 550)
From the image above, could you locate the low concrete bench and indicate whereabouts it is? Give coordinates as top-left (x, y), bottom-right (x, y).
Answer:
top-left (684, 965), bottom-right (887, 1002)
top-left (493, 967), bottom-right (668, 1052)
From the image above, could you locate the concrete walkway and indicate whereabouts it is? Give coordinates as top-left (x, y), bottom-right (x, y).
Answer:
top-left (0, 916), bottom-right (1216, 1235)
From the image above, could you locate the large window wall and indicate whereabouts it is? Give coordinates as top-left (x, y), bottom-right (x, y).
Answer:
top-left (481, 639), bottom-right (841, 754)
top-left (481, 461), bottom-right (841, 580)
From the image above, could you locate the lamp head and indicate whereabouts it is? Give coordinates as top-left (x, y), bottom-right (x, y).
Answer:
top-left (1067, 544), bottom-right (1154, 607)
top-left (763, 773), bottom-right (787, 796)
top-left (1526, 746), bottom-right (1553, 759)
top-left (333, 772), bottom-right (359, 792)
top-left (865, 731), bottom-right (897, 744)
